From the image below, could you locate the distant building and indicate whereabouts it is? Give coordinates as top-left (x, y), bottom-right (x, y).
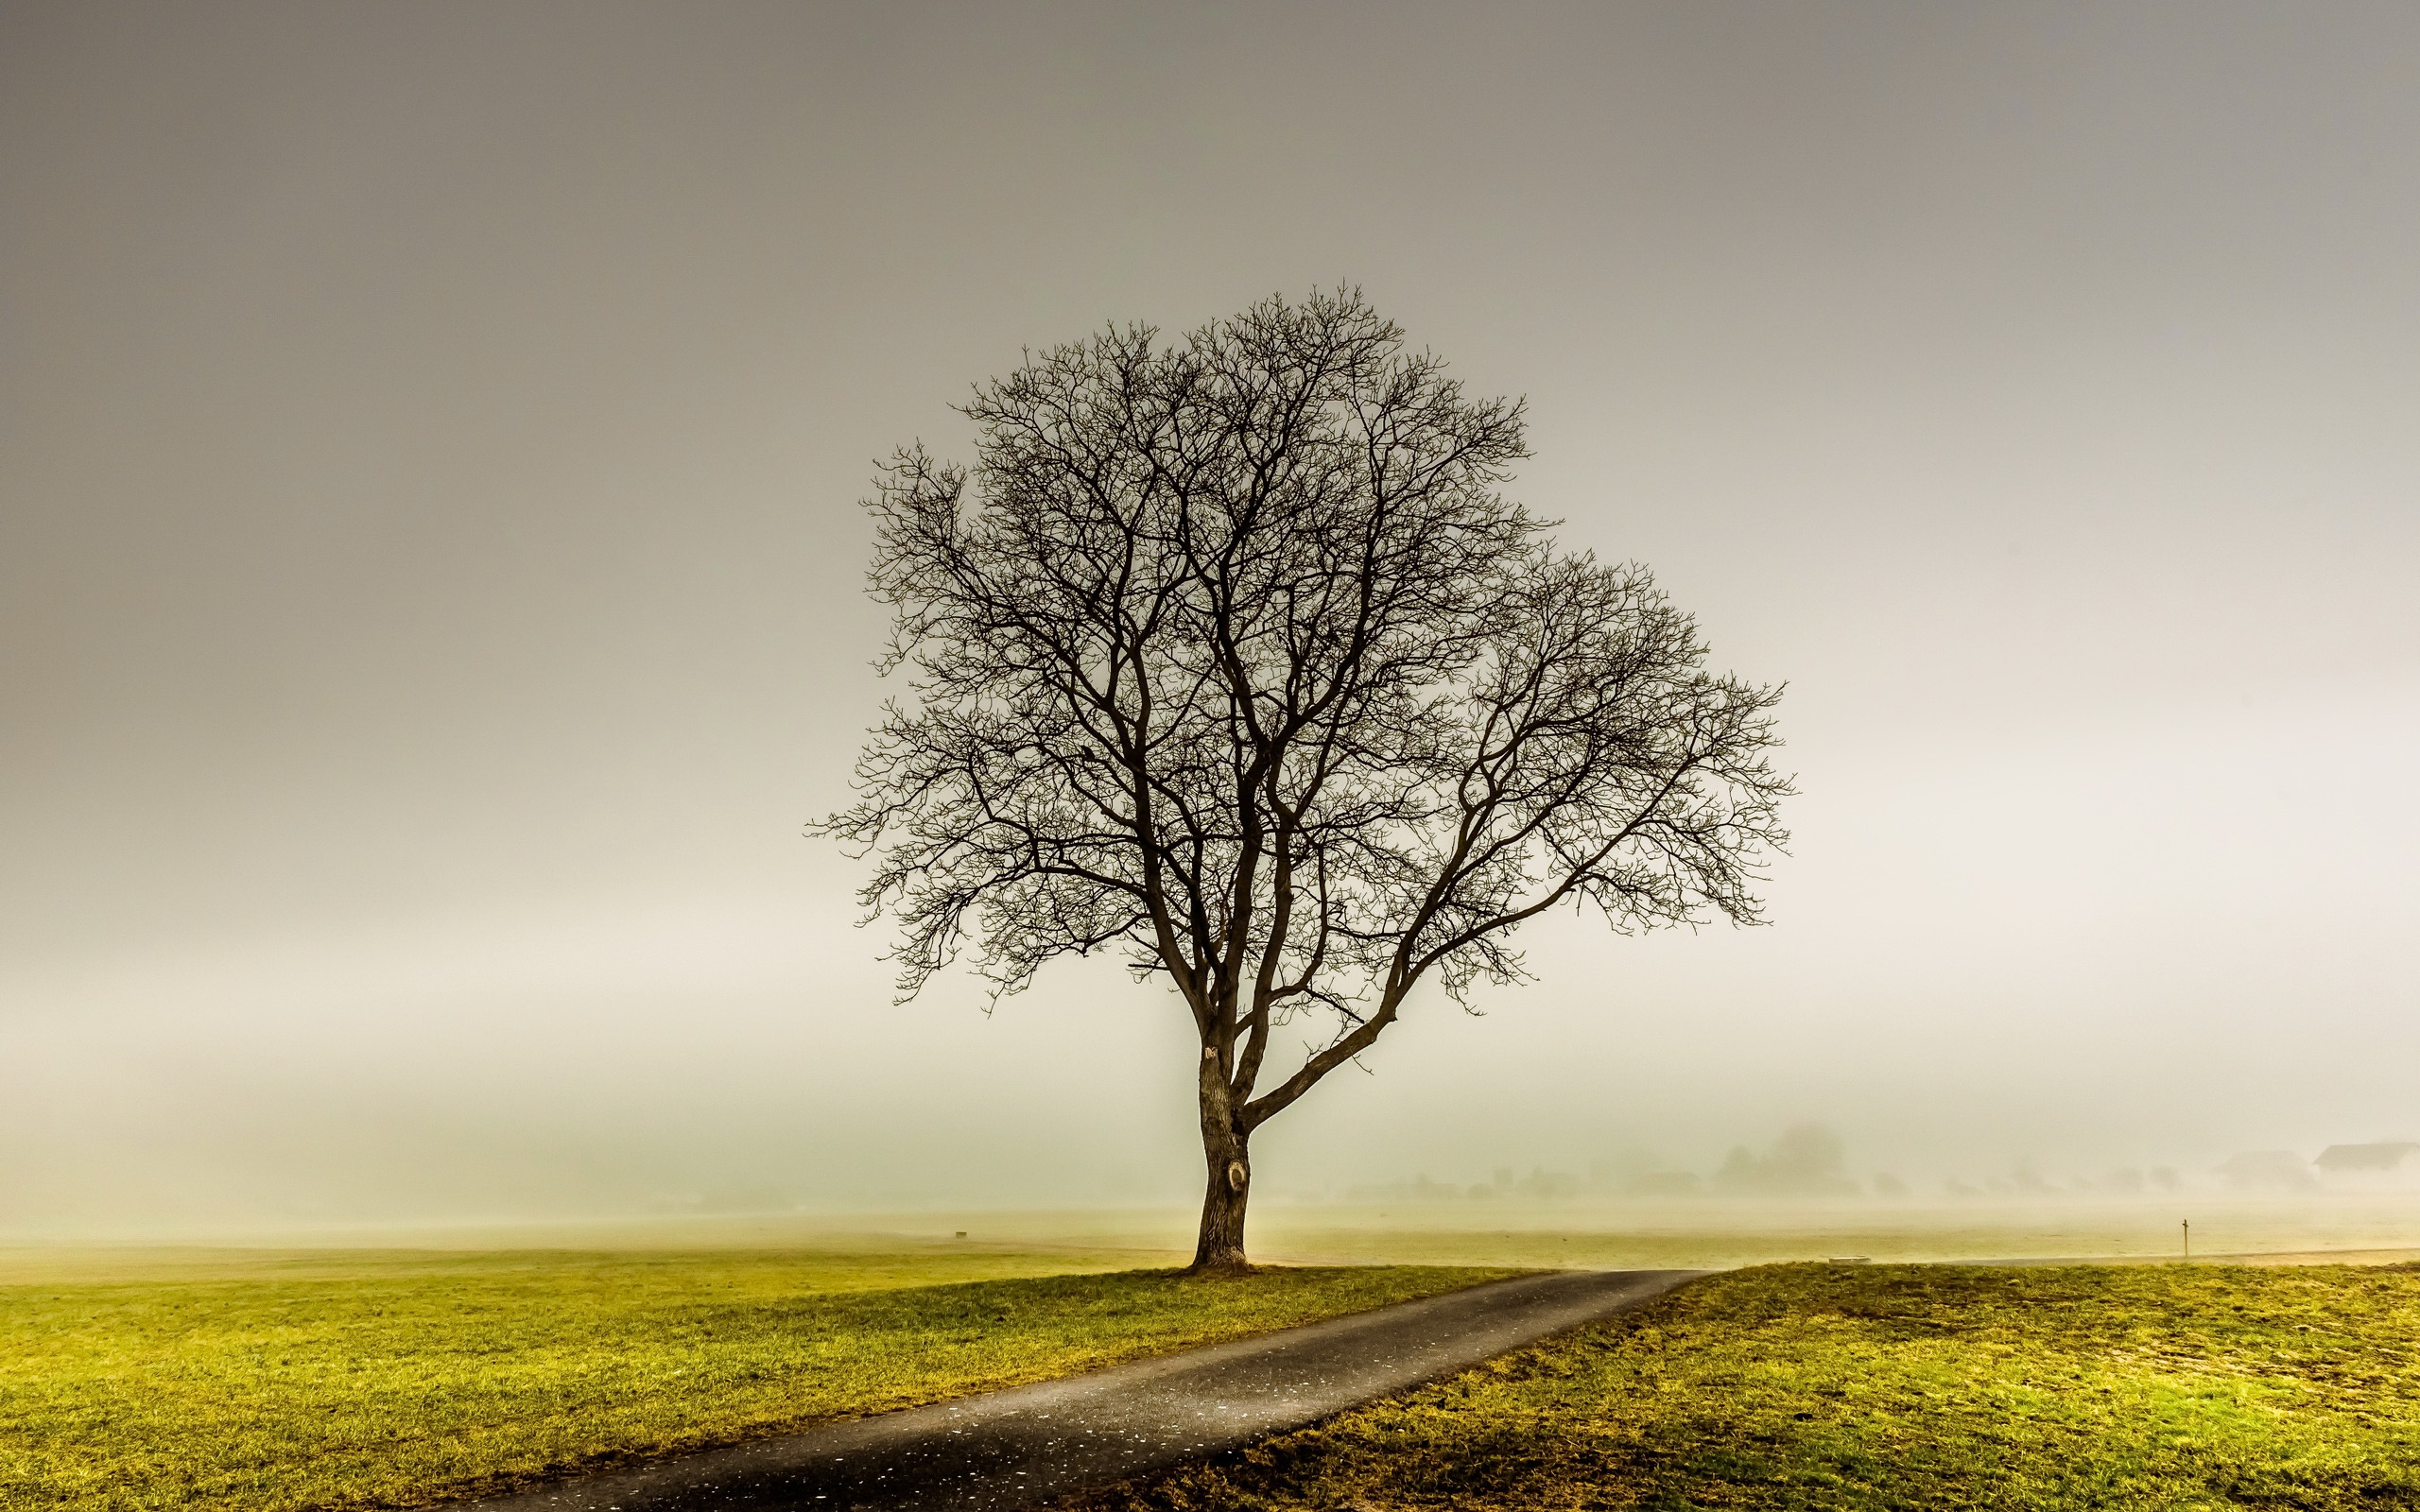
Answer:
top-left (2315, 1143), bottom-right (2420, 1187)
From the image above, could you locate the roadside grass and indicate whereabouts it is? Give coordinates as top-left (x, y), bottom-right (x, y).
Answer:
top-left (0, 1244), bottom-right (1514, 1512)
top-left (1077, 1263), bottom-right (2420, 1511)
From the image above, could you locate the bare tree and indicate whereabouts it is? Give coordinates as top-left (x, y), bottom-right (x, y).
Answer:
top-left (819, 290), bottom-right (1790, 1272)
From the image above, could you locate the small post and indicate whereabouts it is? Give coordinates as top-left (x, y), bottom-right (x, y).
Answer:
top-left (2182, 1218), bottom-right (2189, 1260)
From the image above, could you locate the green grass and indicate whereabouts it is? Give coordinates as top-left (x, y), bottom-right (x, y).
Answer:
top-left (1078, 1263), bottom-right (2420, 1510)
top-left (0, 1243), bottom-right (1514, 1512)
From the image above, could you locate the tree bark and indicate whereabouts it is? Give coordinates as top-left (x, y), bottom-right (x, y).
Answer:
top-left (1189, 1048), bottom-right (1253, 1273)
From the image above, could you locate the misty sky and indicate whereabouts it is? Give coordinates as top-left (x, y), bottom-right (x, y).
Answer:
top-left (5, 2), bottom-right (2416, 1231)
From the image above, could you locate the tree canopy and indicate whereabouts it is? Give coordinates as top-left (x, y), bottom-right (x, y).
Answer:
top-left (821, 290), bottom-right (1790, 1268)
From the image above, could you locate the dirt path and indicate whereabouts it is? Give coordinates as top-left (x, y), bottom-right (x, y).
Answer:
top-left (458, 1268), bottom-right (1701, 1512)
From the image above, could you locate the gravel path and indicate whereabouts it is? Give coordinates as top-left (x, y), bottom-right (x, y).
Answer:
top-left (458, 1267), bottom-right (1701, 1512)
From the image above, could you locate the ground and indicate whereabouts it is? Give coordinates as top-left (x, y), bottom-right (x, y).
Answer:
top-left (15, 1211), bottom-right (2420, 1512)
top-left (0, 1239), bottom-right (1511, 1512)
top-left (1064, 1262), bottom-right (2420, 1511)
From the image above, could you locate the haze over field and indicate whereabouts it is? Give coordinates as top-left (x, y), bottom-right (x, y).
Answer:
top-left (4, 2), bottom-right (2416, 1233)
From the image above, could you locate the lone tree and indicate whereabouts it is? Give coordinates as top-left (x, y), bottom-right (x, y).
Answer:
top-left (821, 290), bottom-right (1789, 1272)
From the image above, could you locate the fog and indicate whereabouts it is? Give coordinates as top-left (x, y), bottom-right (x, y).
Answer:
top-left (4, 2), bottom-right (2416, 1237)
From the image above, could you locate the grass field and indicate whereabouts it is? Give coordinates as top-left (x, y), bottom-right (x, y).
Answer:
top-left (1075, 1262), bottom-right (2420, 1510)
top-left (14, 1203), bottom-right (2420, 1512)
top-left (0, 1240), bottom-right (1513, 1512)
top-left (22, 1191), bottom-right (2413, 1274)
top-left (493, 1194), bottom-right (2415, 1272)
top-left (1237, 1194), bottom-right (2420, 1271)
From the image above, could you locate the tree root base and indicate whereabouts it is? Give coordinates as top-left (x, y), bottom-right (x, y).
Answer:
top-left (1185, 1255), bottom-right (1257, 1277)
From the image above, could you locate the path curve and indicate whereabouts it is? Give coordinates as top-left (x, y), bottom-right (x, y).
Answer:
top-left (459, 1267), bottom-right (1702, 1512)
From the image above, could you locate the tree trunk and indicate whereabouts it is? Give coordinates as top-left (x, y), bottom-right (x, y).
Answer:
top-left (1189, 1050), bottom-right (1253, 1273)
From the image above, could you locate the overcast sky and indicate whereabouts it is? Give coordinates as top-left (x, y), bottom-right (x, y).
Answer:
top-left (5, 1), bottom-right (2415, 1232)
